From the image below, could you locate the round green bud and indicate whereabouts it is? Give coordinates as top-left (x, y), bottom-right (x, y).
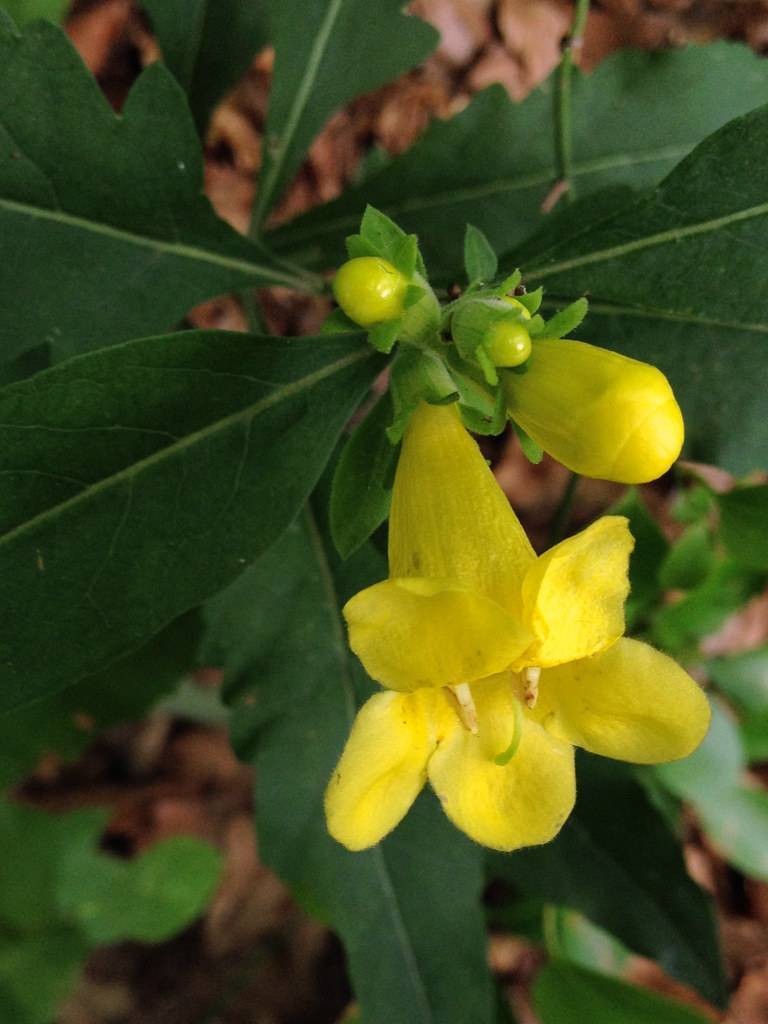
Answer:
top-left (501, 295), bottom-right (532, 320)
top-left (333, 257), bottom-right (408, 327)
top-left (485, 320), bottom-right (532, 368)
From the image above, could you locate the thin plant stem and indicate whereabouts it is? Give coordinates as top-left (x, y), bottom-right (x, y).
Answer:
top-left (549, 471), bottom-right (580, 545)
top-left (241, 289), bottom-right (267, 334)
top-left (554, 0), bottom-right (591, 201)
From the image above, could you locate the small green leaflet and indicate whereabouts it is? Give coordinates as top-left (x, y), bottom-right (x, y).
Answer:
top-left (464, 224), bottom-right (498, 284)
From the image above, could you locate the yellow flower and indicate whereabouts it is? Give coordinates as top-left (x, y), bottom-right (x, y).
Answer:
top-left (502, 339), bottom-right (684, 483)
top-left (325, 403), bottom-right (709, 852)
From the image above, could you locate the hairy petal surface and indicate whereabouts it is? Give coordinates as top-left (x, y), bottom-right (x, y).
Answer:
top-left (344, 577), bottom-right (532, 691)
top-left (521, 517), bottom-right (633, 667)
top-left (428, 676), bottom-right (575, 851)
top-left (388, 403), bottom-right (535, 606)
top-left (540, 637), bottom-right (711, 763)
top-left (503, 339), bottom-right (684, 484)
top-left (325, 689), bottom-right (443, 851)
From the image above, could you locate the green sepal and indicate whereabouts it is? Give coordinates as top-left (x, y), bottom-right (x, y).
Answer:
top-left (368, 318), bottom-right (402, 353)
top-left (320, 308), bottom-right (359, 334)
top-left (444, 349), bottom-right (506, 436)
top-left (534, 297), bottom-right (589, 340)
top-left (404, 282), bottom-right (427, 310)
top-left (516, 286), bottom-right (543, 315)
top-left (511, 420), bottom-right (544, 464)
top-left (387, 348), bottom-right (459, 443)
top-left (475, 344), bottom-right (498, 386)
top-left (526, 314), bottom-right (546, 336)
top-left (356, 205), bottom-right (426, 277)
top-left (464, 223), bottom-right (498, 285)
top-left (345, 233), bottom-right (378, 260)
top-left (492, 269), bottom-right (522, 297)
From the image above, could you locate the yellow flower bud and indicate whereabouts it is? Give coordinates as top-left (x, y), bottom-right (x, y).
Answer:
top-left (503, 339), bottom-right (684, 484)
top-left (332, 257), bottom-right (407, 327)
top-left (485, 320), bottom-right (532, 368)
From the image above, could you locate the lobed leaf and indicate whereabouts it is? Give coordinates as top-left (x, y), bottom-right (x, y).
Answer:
top-left (0, 17), bottom-right (309, 364)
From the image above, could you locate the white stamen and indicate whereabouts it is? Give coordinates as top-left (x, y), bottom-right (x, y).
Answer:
top-left (450, 683), bottom-right (479, 734)
top-left (523, 666), bottom-right (541, 709)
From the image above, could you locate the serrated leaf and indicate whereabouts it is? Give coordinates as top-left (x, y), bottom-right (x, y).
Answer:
top-left (201, 512), bottom-right (496, 1024)
top-left (464, 224), bottom-right (498, 283)
top-left (271, 44), bottom-right (768, 280)
top-left (488, 755), bottom-right (725, 1006)
top-left (521, 103), bottom-right (768, 473)
top-left (0, 20), bottom-right (307, 363)
top-left (0, 330), bottom-right (381, 712)
top-left (534, 961), bottom-right (710, 1024)
top-left (250, 1), bottom-right (437, 229)
top-left (718, 484), bottom-right (768, 570)
top-left (330, 392), bottom-right (399, 559)
top-left (143, 0), bottom-right (269, 133)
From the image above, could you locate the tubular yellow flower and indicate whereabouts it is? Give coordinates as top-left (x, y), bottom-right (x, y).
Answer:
top-left (325, 403), bottom-right (709, 853)
top-left (502, 339), bottom-right (684, 484)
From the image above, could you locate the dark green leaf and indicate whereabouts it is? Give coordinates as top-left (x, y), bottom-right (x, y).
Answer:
top-left (658, 524), bottom-right (714, 591)
top-left (608, 488), bottom-right (668, 628)
top-left (534, 961), bottom-right (710, 1024)
top-left (488, 755), bottom-right (725, 1006)
top-left (0, 330), bottom-right (381, 712)
top-left (250, 0), bottom-right (437, 228)
top-left (202, 512), bottom-right (496, 1024)
top-left (143, 0), bottom-right (269, 132)
top-left (331, 393), bottom-right (398, 559)
top-left (464, 224), bottom-right (498, 283)
top-left (0, 611), bottom-right (201, 787)
top-left (651, 560), bottom-right (761, 654)
top-left (718, 485), bottom-right (768, 570)
top-left (521, 104), bottom-right (768, 473)
top-left (271, 44), bottom-right (768, 280)
top-left (0, 19), bottom-right (309, 363)
top-left (0, 929), bottom-right (89, 1024)
top-left (1, 0), bottom-right (67, 24)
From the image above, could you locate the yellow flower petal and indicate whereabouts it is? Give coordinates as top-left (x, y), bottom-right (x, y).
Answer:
top-left (325, 689), bottom-right (441, 851)
top-left (388, 402), bottom-right (535, 606)
top-left (344, 577), bottom-right (532, 692)
top-left (503, 339), bottom-right (684, 484)
top-left (520, 516), bottom-right (633, 667)
top-left (539, 637), bottom-right (711, 763)
top-left (428, 675), bottom-right (575, 851)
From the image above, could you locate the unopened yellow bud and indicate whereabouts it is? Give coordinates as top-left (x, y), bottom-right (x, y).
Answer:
top-left (333, 257), bottom-right (408, 327)
top-left (502, 339), bottom-right (684, 484)
top-left (485, 321), bottom-right (532, 368)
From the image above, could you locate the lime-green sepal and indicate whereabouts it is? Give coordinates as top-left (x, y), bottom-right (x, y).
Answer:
top-left (532, 297), bottom-right (589, 340)
top-left (368, 318), bottom-right (402, 353)
top-left (387, 348), bottom-right (459, 444)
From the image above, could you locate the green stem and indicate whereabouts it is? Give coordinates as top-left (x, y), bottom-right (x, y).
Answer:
top-left (549, 471), bottom-right (580, 545)
top-left (554, 0), bottom-right (590, 200)
top-left (241, 289), bottom-right (266, 334)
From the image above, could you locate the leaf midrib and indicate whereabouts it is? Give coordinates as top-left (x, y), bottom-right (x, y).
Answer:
top-left (252, 0), bottom-right (345, 230)
top-left (0, 196), bottom-right (305, 290)
top-left (528, 200), bottom-right (768, 280)
top-left (305, 509), bottom-right (437, 1024)
top-left (0, 346), bottom-right (372, 550)
top-left (270, 142), bottom-right (690, 246)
